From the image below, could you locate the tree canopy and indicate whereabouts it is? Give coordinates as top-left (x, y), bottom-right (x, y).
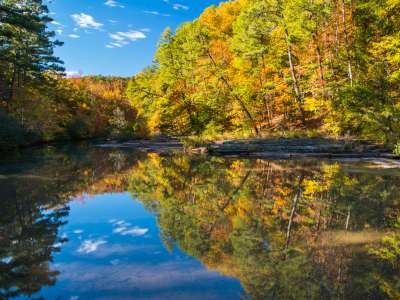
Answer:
top-left (126, 0), bottom-right (400, 144)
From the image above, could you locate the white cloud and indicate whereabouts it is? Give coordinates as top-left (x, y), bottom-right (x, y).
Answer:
top-left (144, 10), bottom-right (159, 15)
top-left (65, 71), bottom-right (78, 77)
top-left (114, 220), bottom-right (130, 226)
top-left (173, 3), bottom-right (189, 10)
top-left (51, 20), bottom-right (65, 35)
top-left (78, 239), bottom-right (107, 254)
top-left (106, 30), bottom-right (146, 48)
top-left (73, 229), bottom-right (84, 234)
top-left (51, 20), bottom-right (63, 26)
top-left (113, 226), bottom-right (128, 233)
top-left (105, 0), bottom-right (125, 8)
top-left (143, 10), bottom-right (170, 17)
top-left (105, 0), bottom-right (117, 6)
top-left (68, 34), bottom-right (80, 39)
top-left (118, 31), bottom-right (146, 40)
top-left (120, 227), bottom-right (148, 236)
top-left (65, 70), bottom-right (81, 78)
top-left (71, 13), bottom-right (103, 30)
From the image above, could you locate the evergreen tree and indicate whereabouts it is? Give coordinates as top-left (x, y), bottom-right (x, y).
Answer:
top-left (0, 0), bottom-right (64, 105)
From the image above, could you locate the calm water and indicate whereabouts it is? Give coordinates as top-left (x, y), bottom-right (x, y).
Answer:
top-left (0, 145), bottom-right (399, 300)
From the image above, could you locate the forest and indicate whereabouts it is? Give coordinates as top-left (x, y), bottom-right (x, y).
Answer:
top-left (1, 0), bottom-right (400, 151)
top-left (0, 0), bottom-right (134, 150)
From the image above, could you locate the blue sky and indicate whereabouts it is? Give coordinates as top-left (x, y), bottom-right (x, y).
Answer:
top-left (46, 0), bottom-right (224, 77)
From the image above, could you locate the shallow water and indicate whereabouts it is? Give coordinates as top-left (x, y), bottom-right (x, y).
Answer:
top-left (0, 145), bottom-right (399, 300)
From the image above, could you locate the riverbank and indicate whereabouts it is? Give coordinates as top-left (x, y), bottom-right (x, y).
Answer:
top-left (4, 135), bottom-right (398, 165)
top-left (95, 137), bottom-right (398, 160)
top-left (202, 138), bottom-right (395, 159)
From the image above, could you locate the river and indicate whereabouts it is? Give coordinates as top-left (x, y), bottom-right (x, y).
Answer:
top-left (0, 144), bottom-right (399, 300)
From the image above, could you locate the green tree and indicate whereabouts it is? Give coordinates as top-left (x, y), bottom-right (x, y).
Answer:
top-left (0, 0), bottom-right (64, 106)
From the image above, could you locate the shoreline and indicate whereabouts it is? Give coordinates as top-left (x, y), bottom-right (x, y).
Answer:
top-left (97, 137), bottom-right (399, 161)
top-left (3, 136), bottom-right (399, 164)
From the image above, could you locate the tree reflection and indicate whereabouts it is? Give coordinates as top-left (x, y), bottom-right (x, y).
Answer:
top-left (0, 177), bottom-right (69, 299)
top-left (128, 154), bottom-right (400, 300)
top-left (1, 147), bottom-right (398, 299)
top-left (0, 146), bottom-right (141, 299)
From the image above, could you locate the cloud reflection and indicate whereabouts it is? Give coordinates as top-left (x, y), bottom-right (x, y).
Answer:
top-left (77, 239), bottom-right (107, 254)
top-left (59, 261), bottom-right (228, 293)
top-left (110, 219), bottom-right (149, 237)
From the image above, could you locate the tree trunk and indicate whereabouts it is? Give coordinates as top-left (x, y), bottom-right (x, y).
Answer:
top-left (284, 28), bottom-right (306, 124)
top-left (8, 62), bottom-right (18, 103)
top-left (314, 35), bottom-right (324, 81)
top-left (341, 0), bottom-right (353, 87)
top-left (335, 1), bottom-right (340, 58)
top-left (207, 51), bottom-right (260, 136)
top-left (264, 95), bottom-right (272, 127)
top-left (345, 206), bottom-right (351, 230)
top-left (220, 170), bottom-right (252, 211)
top-left (285, 176), bottom-right (304, 250)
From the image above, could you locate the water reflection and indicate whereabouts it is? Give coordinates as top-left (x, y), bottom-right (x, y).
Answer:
top-left (128, 155), bottom-right (400, 300)
top-left (0, 145), bottom-right (399, 299)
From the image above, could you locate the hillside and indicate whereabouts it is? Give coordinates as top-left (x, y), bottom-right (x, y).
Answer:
top-left (127, 0), bottom-right (400, 144)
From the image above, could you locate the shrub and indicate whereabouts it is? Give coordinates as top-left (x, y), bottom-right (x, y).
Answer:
top-left (393, 143), bottom-right (400, 156)
top-left (0, 110), bottom-right (40, 151)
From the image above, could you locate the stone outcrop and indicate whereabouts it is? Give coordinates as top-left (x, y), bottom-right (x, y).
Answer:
top-left (205, 138), bottom-right (393, 159)
top-left (97, 137), bottom-right (397, 160)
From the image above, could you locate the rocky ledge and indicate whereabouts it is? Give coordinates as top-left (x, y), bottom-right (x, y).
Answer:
top-left (203, 138), bottom-right (396, 159)
top-left (96, 137), bottom-right (398, 162)
top-left (96, 137), bottom-right (183, 154)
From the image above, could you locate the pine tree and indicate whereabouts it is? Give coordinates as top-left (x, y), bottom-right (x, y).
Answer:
top-left (0, 0), bottom-right (64, 105)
